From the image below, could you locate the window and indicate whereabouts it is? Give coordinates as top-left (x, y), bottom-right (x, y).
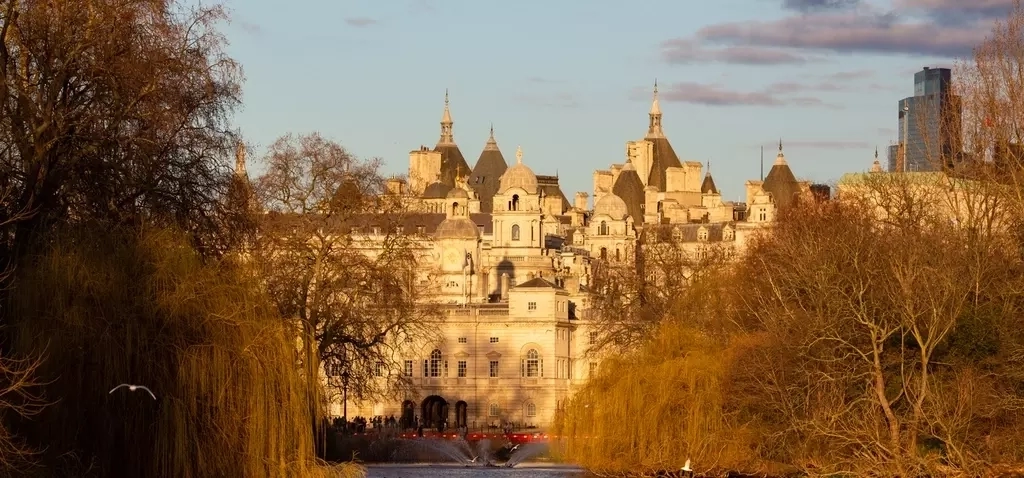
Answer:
top-left (457, 360), bottom-right (467, 377)
top-left (429, 349), bottom-right (442, 377)
top-left (615, 248), bottom-right (621, 261)
top-left (511, 194), bottom-right (520, 211)
top-left (375, 361), bottom-right (385, 377)
top-left (489, 403), bottom-right (500, 416)
top-left (511, 224), bottom-right (520, 241)
top-left (523, 349), bottom-right (541, 378)
top-left (600, 247), bottom-right (607, 260)
top-left (396, 225), bottom-right (404, 234)
top-left (526, 402), bottom-right (537, 417)
top-left (423, 360), bottom-right (428, 377)
top-left (444, 360), bottom-right (449, 377)
top-left (404, 360), bottom-right (413, 377)
top-left (417, 225), bottom-right (426, 234)
top-left (589, 332), bottom-right (598, 345)
top-left (489, 360), bottom-right (499, 377)
top-left (599, 221), bottom-right (608, 235)
top-left (458, 337), bottom-right (467, 344)
top-left (405, 337), bottom-right (413, 343)
top-left (478, 225), bottom-right (485, 235)
top-left (528, 301), bottom-right (537, 311)
top-left (350, 226), bottom-right (361, 234)
top-left (371, 226), bottom-right (381, 235)
top-left (697, 227), bottom-right (709, 242)
top-left (723, 228), bottom-right (734, 241)
top-left (589, 362), bottom-right (598, 377)
top-left (490, 337), bottom-right (499, 343)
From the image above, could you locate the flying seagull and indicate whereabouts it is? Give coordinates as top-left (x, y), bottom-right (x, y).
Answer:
top-left (109, 384), bottom-right (156, 400)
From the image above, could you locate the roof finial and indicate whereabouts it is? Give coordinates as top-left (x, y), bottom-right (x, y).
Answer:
top-left (779, 138), bottom-right (783, 152)
top-left (654, 78), bottom-right (658, 97)
top-left (439, 89), bottom-right (454, 144)
top-left (490, 122), bottom-right (494, 138)
top-left (875, 146), bottom-right (879, 159)
top-left (706, 160), bottom-right (710, 174)
top-left (516, 145), bottom-right (523, 164)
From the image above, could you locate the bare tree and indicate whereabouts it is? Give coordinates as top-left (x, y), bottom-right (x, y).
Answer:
top-left (253, 133), bottom-right (438, 413)
top-left (586, 226), bottom-right (734, 353)
top-left (0, 0), bottom-right (243, 267)
top-left (0, 351), bottom-right (46, 473)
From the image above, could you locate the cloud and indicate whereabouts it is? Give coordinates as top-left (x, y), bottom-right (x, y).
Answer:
top-left (895, 0), bottom-right (1014, 25)
top-left (527, 77), bottom-right (561, 84)
top-left (651, 81), bottom-right (838, 108)
top-left (344, 17), bottom-right (378, 27)
top-left (782, 0), bottom-right (860, 12)
top-left (663, 0), bottom-right (1011, 63)
top-left (515, 92), bottom-right (581, 109)
top-left (877, 127), bottom-right (898, 136)
top-left (661, 39), bottom-right (814, 65)
top-left (763, 140), bottom-right (873, 149)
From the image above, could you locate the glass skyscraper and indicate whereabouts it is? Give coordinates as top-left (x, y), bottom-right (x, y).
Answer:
top-left (887, 67), bottom-right (963, 172)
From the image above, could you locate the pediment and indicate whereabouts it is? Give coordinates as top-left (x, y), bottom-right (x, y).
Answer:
top-left (486, 351), bottom-right (502, 359)
top-left (454, 351), bottom-right (470, 358)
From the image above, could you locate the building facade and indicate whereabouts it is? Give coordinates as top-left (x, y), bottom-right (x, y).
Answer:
top-left (314, 85), bottom-right (811, 430)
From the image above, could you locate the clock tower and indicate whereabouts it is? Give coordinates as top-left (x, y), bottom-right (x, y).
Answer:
top-left (434, 178), bottom-right (481, 304)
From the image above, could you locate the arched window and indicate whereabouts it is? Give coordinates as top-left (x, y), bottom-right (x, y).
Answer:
top-left (526, 401), bottom-right (537, 417)
top-left (429, 349), bottom-right (442, 377)
top-left (600, 247), bottom-right (607, 260)
top-left (615, 248), bottom-right (621, 261)
top-left (512, 194), bottom-right (520, 211)
top-left (451, 201), bottom-right (459, 215)
top-left (511, 224), bottom-right (520, 241)
top-left (599, 221), bottom-right (608, 235)
top-left (522, 349), bottom-right (541, 378)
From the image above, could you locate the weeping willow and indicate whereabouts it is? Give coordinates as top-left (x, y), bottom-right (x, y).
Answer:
top-left (554, 322), bottom-right (760, 476)
top-left (6, 225), bottom-right (364, 478)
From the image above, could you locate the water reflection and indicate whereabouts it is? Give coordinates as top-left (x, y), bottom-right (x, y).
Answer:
top-left (366, 463), bottom-right (589, 478)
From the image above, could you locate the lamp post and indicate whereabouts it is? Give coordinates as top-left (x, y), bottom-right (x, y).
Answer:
top-left (341, 368), bottom-right (350, 422)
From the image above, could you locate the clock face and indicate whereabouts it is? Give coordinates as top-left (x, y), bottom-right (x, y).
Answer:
top-left (445, 250), bottom-right (460, 264)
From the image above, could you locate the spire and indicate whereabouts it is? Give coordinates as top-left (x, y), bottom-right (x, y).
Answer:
top-left (870, 146), bottom-right (883, 173)
top-left (483, 123), bottom-right (500, 152)
top-left (705, 160), bottom-right (711, 175)
top-left (516, 145), bottom-right (523, 164)
top-left (775, 139), bottom-right (787, 166)
top-left (439, 89), bottom-right (454, 145)
top-left (234, 141), bottom-right (247, 176)
top-left (647, 79), bottom-right (664, 138)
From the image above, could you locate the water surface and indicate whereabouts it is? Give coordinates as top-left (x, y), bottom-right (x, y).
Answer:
top-left (366, 463), bottom-right (588, 478)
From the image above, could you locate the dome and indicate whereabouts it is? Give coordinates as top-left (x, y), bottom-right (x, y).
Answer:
top-left (447, 187), bottom-right (469, 199)
top-left (422, 181), bottom-right (452, 199)
top-left (593, 192), bottom-right (629, 220)
top-left (435, 217), bottom-right (479, 240)
top-left (498, 146), bottom-right (538, 194)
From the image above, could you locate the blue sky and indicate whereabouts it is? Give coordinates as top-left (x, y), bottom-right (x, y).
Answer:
top-left (221, 0), bottom-right (1010, 202)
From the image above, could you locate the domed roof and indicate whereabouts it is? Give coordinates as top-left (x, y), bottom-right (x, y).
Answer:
top-left (499, 146), bottom-right (538, 194)
top-left (422, 181), bottom-right (452, 199)
top-left (435, 217), bottom-right (479, 240)
top-left (447, 186), bottom-right (469, 199)
top-left (593, 192), bottom-right (629, 220)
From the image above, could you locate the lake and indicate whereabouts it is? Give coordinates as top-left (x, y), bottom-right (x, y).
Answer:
top-left (366, 463), bottom-right (589, 478)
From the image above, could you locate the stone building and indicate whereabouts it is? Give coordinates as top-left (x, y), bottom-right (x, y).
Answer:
top-left (317, 86), bottom-right (808, 430)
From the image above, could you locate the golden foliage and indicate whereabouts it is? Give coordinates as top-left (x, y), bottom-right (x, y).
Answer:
top-left (5, 225), bottom-right (358, 477)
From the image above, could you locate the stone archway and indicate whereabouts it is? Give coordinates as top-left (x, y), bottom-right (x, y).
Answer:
top-left (421, 395), bottom-right (449, 431)
top-left (454, 400), bottom-right (468, 428)
top-left (400, 400), bottom-right (415, 429)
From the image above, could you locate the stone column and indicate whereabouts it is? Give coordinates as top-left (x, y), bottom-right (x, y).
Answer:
top-left (500, 273), bottom-right (509, 301)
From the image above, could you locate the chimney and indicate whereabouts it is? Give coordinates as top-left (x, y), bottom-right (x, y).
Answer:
top-left (574, 192), bottom-right (589, 211)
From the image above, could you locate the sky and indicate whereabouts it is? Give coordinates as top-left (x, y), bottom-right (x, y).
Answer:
top-left (220, 0), bottom-right (1014, 203)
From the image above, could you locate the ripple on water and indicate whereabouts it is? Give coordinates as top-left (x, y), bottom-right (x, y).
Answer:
top-left (366, 463), bottom-right (590, 478)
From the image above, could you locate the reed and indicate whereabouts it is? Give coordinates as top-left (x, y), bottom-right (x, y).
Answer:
top-left (6, 225), bottom-right (362, 477)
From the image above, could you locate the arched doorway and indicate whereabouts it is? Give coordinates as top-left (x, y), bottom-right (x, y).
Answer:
top-left (401, 400), bottom-right (415, 429)
top-left (421, 395), bottom-right (449, 431)
top-left (454, 401), bottom-right (468, 428)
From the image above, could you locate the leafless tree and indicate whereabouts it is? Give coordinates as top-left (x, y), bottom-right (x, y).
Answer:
top-left (253, 133), bottom-right (439, 411)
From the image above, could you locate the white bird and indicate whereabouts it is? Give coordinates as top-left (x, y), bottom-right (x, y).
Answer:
top-left (682, 459), bottom-right (692, 472)
top-left (109, 384), bottom-right (156, 400)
